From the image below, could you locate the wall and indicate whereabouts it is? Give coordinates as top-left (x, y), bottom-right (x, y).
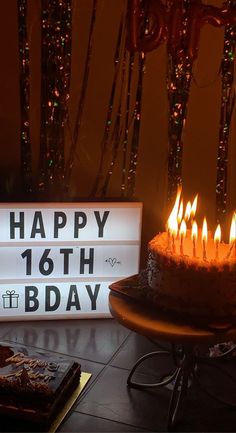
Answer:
top-left (0, 0), bottom-right (235, 266)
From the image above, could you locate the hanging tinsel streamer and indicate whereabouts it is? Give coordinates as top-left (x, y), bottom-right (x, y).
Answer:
top-left (90, 13), bottom-right (126, 197)
top-left (18, 0), bottom-right (32, 194)
top-left (126, 51), bottom-right (145, 197)
top-left (121, 51), bottom-right (134, 195)
top-left (38, 0), bottom-right (72, 194)
top-left (96, 0), bottom-right (146, 198)
top-left (64, 0), bottom-right (97, 193)
top-left (166, 0), bottom-right (193, 203)
top-left (216, 0), bottom-right (236, 225)
top-left (125, 0), bottom-right (148, 198)
top-left (100, 48), bottom-right (127, 197)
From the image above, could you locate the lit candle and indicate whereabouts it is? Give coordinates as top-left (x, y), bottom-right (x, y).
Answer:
top-left (226, 213), bottom-right (236, 259)
top-left (190, 194), bottom-right (198, 221)
top-left (191, 221), bottom-right (198, 258)
top-left (177, 200), bottom-right (183, 225)
top-left (202, 217), bottom-right (208, 260)
top-left (214, 224), bottom-right (221, 261)
top-left (179, 220), bottom-right (187, 255)
top-left (167, 227), bottom-right (171, 250)
top-left (184, 201), bottom-right (191, 222)
top-left (167, 186), bottom-right (182, 250)
top-left (171, 219), bottom-right (178, 254)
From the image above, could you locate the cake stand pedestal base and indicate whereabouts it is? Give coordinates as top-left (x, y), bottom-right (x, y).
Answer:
top-left (127, 344), bottom-right (236, 430)
top-left (109, 279), bottom-right (236, 432)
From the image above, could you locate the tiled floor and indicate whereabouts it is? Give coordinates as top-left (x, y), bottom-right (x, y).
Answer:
top-left (1, 318), bottom-right (236, 432)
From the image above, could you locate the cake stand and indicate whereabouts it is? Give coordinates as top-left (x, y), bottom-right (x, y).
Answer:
top-left (109, 275), bottom-right (236, 431)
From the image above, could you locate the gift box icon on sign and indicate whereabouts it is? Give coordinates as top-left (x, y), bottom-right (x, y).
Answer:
top-left (2, 290), bottom-right (19, 309)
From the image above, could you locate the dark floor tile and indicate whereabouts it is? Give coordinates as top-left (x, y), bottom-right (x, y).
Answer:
top-left (1, 319), bottom-right (130, 363)
top-left (111, 332), bottom-right (173, 377)
top-left (74, 359), bottom-right (104, 395)
top-left (76, 361), bottom-right (236, 432)
top-left (75, 365), bottom-right (170, 431)
top-left (173, 359), bottom-right (236, 432)
top-left (58, 411), bottom-right (144, 432)
top-left (175, 387), bottom-right (236, 432)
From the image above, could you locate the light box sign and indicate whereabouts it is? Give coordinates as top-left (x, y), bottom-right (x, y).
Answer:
top-left (0, 202), bottom-right (142, 320)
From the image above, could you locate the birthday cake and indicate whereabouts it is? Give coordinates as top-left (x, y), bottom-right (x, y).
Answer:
top-left (147, 231), bottom-right (236, 320)
top-left (145, 189), bottom-right (236, 321)
top-left (0, 341), bottom-right (81, 427)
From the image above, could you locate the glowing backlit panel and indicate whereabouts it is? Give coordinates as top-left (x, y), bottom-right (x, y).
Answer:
top-left (0, 202), bottom-right (142, 320)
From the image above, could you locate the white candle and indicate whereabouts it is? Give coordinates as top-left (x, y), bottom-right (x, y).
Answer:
top-left (171, 219), bottom-right (178, 254)
top-left (167, 187), bottom-right (182, 251)
top-left (202, 218), bottom-right (208, 261)
top-left (179, 220), bottom-right (186, 255)
top-left (191, 221), bottom-right (198, 258)
top-left (214, 224), bottom-right (221, 261)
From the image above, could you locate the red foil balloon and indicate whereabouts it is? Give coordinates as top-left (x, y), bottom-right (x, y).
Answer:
top-left (128, 0), bottom-right (167, 52)
top-left (128, 0), bottom-right (236, 58)
top-left (186, 1), bottom-right (236, 59)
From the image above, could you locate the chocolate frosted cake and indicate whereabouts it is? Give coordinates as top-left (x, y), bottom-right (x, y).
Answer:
top-left (147, 231), bottom-right (236, 320)
top-left (0, 341), bottom-right (81, 427)
top-left (140, 187), bottom-right (236, 322)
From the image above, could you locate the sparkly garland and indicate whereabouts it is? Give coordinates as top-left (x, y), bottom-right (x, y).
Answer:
top-left (38, 0), bottom-right (72, 194)
top-left (91, 1), bottom-right (146, 198)
top-left (65, 0), bottom-right (97, 193)
top-left (216, 0), bottom-right (236, 225)
top-left (17, 0), bottom-right (32, 194)
top-left (99, 50), bottom-right (146, 198)
top-left (166, 0), bottom-right (193, 203)
top-left (100, 48), bottom-right (127, 197)
top-left (121, 52), bottom-right (135, 195)
top-left (90, 13), bottom-right (125, 197)
top-left (127, 52), bottom-right (145, 197)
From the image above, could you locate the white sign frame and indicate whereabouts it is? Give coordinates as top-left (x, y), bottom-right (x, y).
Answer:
top-left (0, 202), bottom-right (142, 321)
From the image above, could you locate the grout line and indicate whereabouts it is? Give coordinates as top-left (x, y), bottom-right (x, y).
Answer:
top-left (72, 410), bottom-right (153, 431)
top-left (74, 330), bottom-right (133, 402)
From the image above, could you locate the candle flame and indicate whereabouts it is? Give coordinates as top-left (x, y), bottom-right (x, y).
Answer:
top-left (169, 218), bottom-right (178, 238)
top-left (214, 224), bottom-right (221, 243)
top-left (191, 221), bottom-right (198, 240)
top-left (177, 200), bottom-right (183, 224)
top-left (229, 214), bottom-right (236, 244)
top-left (167, 186), bottom-right (182, 230)
top-left (179, 219), bottom-right (187, 237)
top-left (190, 194), bottom-right (198, 219)
top-left (202, 217), bottom-right (208, 242)
top-left (184, 201), bottom-right (191, 221)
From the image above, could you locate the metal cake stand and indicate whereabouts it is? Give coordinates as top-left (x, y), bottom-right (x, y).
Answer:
top-left (109, 275), bottom-right (236, 431)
